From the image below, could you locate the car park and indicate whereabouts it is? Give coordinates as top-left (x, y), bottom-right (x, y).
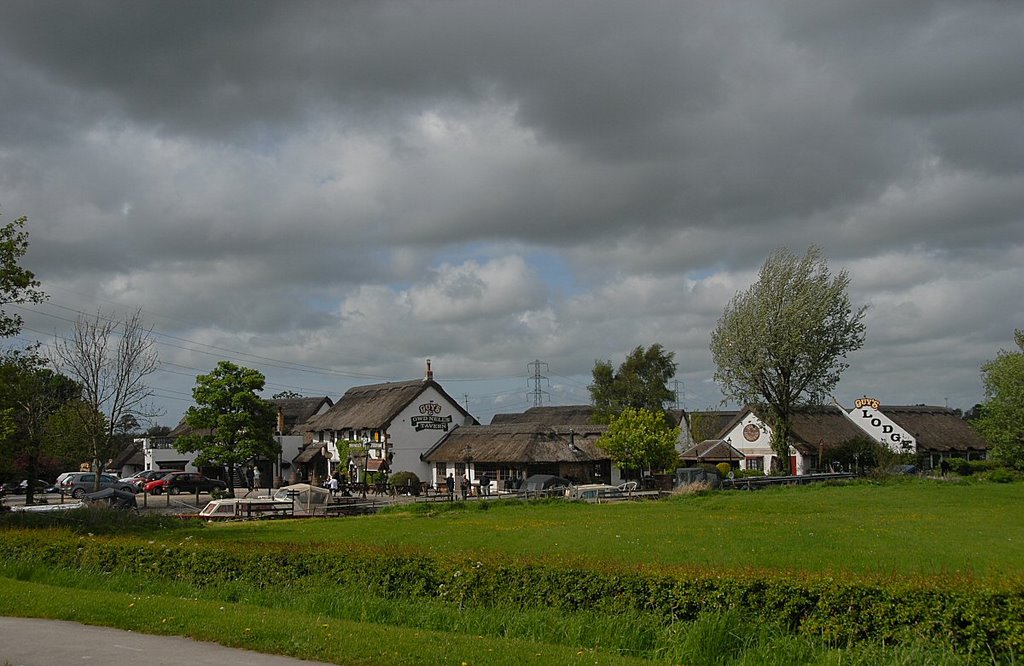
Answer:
top-left (60, 472), bottom-right (136, 499)
top-left (143, 471), bottom-right (227, 495)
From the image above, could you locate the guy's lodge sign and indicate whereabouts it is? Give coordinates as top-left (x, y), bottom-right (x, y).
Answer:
top-left (853, 396), bottom-right (909, 446)
top-left (410, 401), bottom-right (452, 432)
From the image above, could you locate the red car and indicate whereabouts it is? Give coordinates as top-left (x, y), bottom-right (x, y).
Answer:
top-left (143, 471), bottom-right (228, 495)
top-left (121, 469), bottom-right (172, 490)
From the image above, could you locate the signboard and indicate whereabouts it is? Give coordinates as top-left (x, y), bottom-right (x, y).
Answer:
top-left (410, 414), bottom-right (452, 431)
top-left (847, 396), bottom-right (915, 452)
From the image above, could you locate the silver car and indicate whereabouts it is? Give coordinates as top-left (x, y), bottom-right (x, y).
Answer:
top-left (60, 472), bottom-right (136, 499)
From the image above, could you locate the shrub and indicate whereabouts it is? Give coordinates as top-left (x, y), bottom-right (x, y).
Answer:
top-left (716, 463), bottom-right (733, 478)
top-left (0, 505), bottom-right (193, 534)
top-left (389, 471), bottom-right (421, 496)
top-left (0, 533), bottom-right (1021, 659)
top-left (983, 467), bottom-right (1018, 484)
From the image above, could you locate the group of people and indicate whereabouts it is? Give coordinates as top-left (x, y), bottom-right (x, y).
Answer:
top-left (444, 472), bottom-right (493, 500)
top-left (244, 465), bottom-right (262, 492)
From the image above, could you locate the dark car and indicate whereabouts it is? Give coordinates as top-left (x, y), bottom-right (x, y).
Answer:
top-left (1, 479), bottom-right (55, 495)
top-left (520, 474), bottom-right (570, 492)
top-left (143, 471), bottom-right (227, 495)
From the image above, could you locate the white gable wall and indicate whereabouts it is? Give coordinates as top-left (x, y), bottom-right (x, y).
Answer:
top-left (390, 385), bottom-right (472, 482)
top-left (720, 413), bottom-right (774, 474)
top-left (841, 399), bottom-right (917, 454)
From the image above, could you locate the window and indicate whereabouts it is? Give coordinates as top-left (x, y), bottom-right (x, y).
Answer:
top-left (745, 457), bottom-right (764, 471)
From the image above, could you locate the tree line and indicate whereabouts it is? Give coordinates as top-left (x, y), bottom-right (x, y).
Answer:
top-left (4, 208), bottom-right (1022, 501)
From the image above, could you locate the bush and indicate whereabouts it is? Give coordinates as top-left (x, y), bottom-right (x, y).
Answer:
top-left (0, 533), bottom-right (1021, 659)
top-left (716, 463), bottom-right (732, 478)
top-left (0, 505), bottom-right (194, 535)
top-left (389, 471), bottom-right (421, 496)
top-left (983, 467), bottom-right (1019, 484)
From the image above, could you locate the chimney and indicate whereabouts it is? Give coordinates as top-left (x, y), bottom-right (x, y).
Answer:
top-left (425, 359), bottom-right (433, 381)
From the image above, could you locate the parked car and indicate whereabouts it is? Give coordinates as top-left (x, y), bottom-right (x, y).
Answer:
top-left (60, 472), bottom-right (136, 499)
top-left (520, 474), bottom-right (570, 492)
top-left (121, 469), bottom-right (172, 490)
top-left (1, 479), bottom-right (54, 495)
top-left (143, 472), bottom-right (227, 496)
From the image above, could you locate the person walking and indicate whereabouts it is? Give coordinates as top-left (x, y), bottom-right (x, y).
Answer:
top-left (253, 467), bottom-right (262, 492)
top-left (445, 473), bottom-right (455, 500)
top-left (245, 466), bottom-right (255, 492)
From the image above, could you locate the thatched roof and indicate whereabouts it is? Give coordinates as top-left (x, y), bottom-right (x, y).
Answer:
top-left (719, 405), bottom-right (867, 455)
top-left (272, 396), bottom-right (334, 435)
top-left (881, 406), bottom-right (988, 452)
top-left (687, 410), bottom-right (741, 440)
top-left (304, 379), bottom-right (475, 432)
top-left (680, 439), bottom-right (746, 462)
top-left (422, 422), bottom-right (609, 464)
top-left (109, 442), bottom-right (144, 469)
top-left (169, 396), bottom-right (334, 439)
top-left (490, 405), bottom-right (688, 429)
top-left (490, 405), bottom-right (597, 426)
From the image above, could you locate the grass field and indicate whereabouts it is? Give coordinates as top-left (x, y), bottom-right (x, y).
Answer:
top-left (185, 479), bottom-right (1024, 585)
top-left (1, 478), bottom-right (1021, 664)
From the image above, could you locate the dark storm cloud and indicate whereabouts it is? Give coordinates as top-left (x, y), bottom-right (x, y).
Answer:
top-left (3, 0), bottom-right (1018, 253)
top-left (1, 1), bottom-right (1022, 421)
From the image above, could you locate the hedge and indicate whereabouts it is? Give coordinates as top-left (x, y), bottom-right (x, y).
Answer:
top-left (0, 531), bottom-right (1020, 658)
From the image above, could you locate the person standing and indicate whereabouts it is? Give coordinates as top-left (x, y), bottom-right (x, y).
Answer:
top-left (480, 473), bottom-right (491, 497)
top-left (253, 466), bottom-right (262, 493)
top-left (445, 473), bottom-right (455, 500)
top-left (459, 473), bottom-right (469, 500)
top-left (245, 466), bottom-right (255, 492)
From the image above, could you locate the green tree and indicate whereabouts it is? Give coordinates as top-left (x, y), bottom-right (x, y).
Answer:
top-left (175, 361), bottom-right (280, 493)
top-left (51, 309), bottom-right (159, 487)
top-left (0, 353), bottom-right (80, 503)
top-left (974, 330), bottom-right (1024, 471)
top-left (710, 246), bottom-right (867, 468)
top-left (596, 407), bottom-right (680, 479)
top-left (1, 213), bottom-right (45, 339)
top-left (589, 344), bottom-right (677, 424)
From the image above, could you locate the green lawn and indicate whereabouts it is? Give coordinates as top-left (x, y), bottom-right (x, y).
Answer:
top-left (2, 479), bottom-right (1021, 664)
top-left (186, 480), bottom-right (1024, 585)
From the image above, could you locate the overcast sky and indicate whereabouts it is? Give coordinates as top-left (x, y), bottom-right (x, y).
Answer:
top-left (2, 1), bottom-right (1022, 427)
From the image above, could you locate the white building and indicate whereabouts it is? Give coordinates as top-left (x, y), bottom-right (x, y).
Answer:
top-left (298, 363), bottom-right (477, 485)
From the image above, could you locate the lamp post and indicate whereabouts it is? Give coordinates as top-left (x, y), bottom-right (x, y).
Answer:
top-left (462, 444), bottom-right (473, 498)
top-left (356, 439), bottom-right (370, 499)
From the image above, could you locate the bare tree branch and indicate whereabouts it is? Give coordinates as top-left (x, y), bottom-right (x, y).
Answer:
top-left (51, 309), bottom-right (160, 485)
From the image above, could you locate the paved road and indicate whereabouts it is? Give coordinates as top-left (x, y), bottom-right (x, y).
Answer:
top-left (0, 617), bottom-right (334, 666)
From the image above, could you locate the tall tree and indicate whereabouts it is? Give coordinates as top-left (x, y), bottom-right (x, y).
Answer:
top-left (710, 246), bottom-right (867, 469)
top-left (0, 352), bottom-right (80, 504)
top-left (974, 330), bottom-right (1024, 471)
top-left (589, 344), bottom-right (677, 424)
top-left (596, 407), bottom-right (680, 479)
top-left (175, 361), bottom-right (280, 494)
top-left (51, 309), bottom-right (159, 486)
top-left (1, 212), bottom-right (45, 339)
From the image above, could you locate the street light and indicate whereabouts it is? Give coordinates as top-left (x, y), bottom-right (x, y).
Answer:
top-left (462, 444), bottom-right (473, 498)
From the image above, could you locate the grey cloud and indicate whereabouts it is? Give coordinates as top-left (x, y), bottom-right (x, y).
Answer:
top-left (2, 0), bottom-right (1023, 424)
